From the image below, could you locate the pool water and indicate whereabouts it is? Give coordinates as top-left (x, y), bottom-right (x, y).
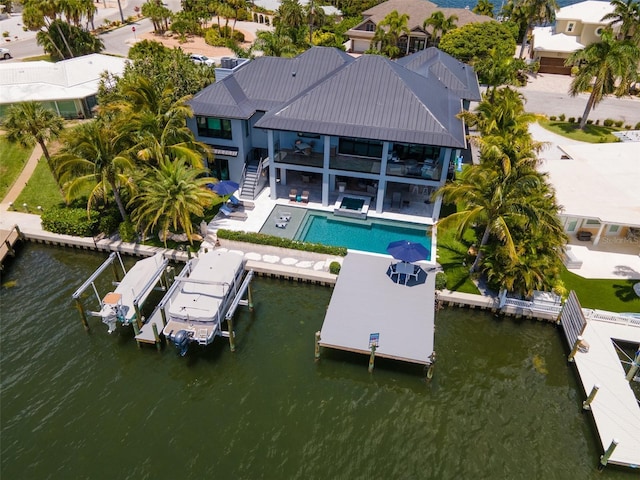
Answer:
top-left (296, 212), bottom-right (431, 256)
top-left (340, 197), bottom-right (365, 211)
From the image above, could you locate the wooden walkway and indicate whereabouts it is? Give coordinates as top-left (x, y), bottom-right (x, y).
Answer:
top-left (0, 225), bottom-right (24, 270)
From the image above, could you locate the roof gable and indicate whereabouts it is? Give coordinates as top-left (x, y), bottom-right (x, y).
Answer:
top-left (256, 54), bottom-right (466, 148)
top-left (396, 47), bottom-right (481, 101)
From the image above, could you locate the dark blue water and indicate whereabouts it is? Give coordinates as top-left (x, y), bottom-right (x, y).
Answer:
top-left (440, 0), bottom-right (580, 9)
top-left (2, 243), bottom-right (639, 479)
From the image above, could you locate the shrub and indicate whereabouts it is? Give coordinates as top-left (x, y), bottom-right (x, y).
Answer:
top-left (98, 210), bottom-right (121, 236)
top-left (435, 271), bottom-right (447, 290)
top-left (568, 117), bottom-right (575, 123)
top-left (233, 30), bottom-right (245, 42)
top-left (614, 120), bottom-right (623, 128)
top-left (119, 220), bottom-right (137, 243)
top-left (559, 113), bottom-right (566, 121)
top-left (577, 117), bottom-right (582, 124)
top-left (236, 9), bottom-right (249, 21)
top-left (625, 124), bottom-right (632, 130)
top-left (586, 119), bottom-right (593, 125)
top-left (595, 119), bottom-right (600, 125)
top-left (329, 261), bottom-right (341, 274)
top-left (216, 229), bottom-right (348, 256)
top-left (549, 115), bottom-right (556, 121)
top-left (205, 28), bottom-right (226, 47)
top-left (603, 118), bottom-right (614, 127)
top-left (41, 207), bottom-right (97, 236)
top-left (635, 122), bottom-right (640, 129)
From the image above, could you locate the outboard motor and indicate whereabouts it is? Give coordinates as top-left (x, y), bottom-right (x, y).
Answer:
top-left (101, 304), bottom-right (124, 334)
top-left (173, 330), bottom-right (191, 356)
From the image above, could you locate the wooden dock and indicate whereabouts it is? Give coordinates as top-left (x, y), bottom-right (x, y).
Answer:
top-left (0, 225), bottom-right (24, 270)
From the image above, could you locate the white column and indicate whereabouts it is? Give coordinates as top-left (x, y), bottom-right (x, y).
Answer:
top-left (376, 142), bottom-right (390, 213)
top-left (322, 135), bottom-right (331, 206)
top-left (593, 222), bottom-right (606, 246)
top-left (268, 130), bottom-right (277, 199)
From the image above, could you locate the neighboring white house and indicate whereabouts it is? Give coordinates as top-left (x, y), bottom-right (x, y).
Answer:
top-left (530, 0), bottom-right (617, 74)
top-left (0, 53), bottom-right (128, 119)
top-left (540, 142), bottom-right (640, 246)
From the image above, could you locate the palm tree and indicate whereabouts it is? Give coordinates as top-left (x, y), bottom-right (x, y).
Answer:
top-left (371, 10), bottom-right (410, 58)
top-left (473, 48), bottom-right (528, 98)
top-left (254, 30), bottom-right (298, 57)
top-left (566, 29), bottom-right (640, 129)
top-left (517, 0), bottom-right (558, 58)
top-left (3, 101), bottom-right (64, 173)
top-left (423, 11), bottom-right (458, 46)
top-left (473, 0), bottom-right (495, 18)
top-left (601, 0), bottom-right (640, 42)
top-left (55, 120), bottom-right (136, 221)
top-left (128, 158), bottom-right (217, 246)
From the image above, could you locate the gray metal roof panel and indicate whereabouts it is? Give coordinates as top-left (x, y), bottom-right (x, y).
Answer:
top-left (256, 54), bottom-right (466, 148)
top-left (397, 48), bottom-right (481, 101)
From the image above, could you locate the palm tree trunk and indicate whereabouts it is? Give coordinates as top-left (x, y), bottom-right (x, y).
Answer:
top-left (53, 21), bottom-right (75, 58)
top-left (579, 89), bottom-right (598, 129)
top-left (109, 180), bottom-right (128, 221)
top-left (519, 22), bottom-right (532, 58)
top-left (470, 224), bottom-right (491, 273)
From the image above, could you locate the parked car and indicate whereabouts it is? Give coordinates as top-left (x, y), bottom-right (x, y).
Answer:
top-left (0, 47), bottom-right (11, 60)
top-left (190, 54), bottom-right (215, 67)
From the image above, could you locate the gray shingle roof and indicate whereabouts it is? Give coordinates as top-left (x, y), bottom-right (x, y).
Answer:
top-left (189, 47), bottom-right (354, 119)
top-left (396, 47), bottom-right (481, 101)
top-left (255, 54), bottom-right (466, 148)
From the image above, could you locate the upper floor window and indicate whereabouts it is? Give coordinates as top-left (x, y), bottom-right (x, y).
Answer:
top-left (197, 116), bottom-right (232, 139)
top-left (566, 22), bottom-right (575, 33)
top-left (595, 26), bottom-right (604, 36)
top-left (365, 22), bottom-right (375, 32)
top-left (339, 138), bottom-right (383, 158)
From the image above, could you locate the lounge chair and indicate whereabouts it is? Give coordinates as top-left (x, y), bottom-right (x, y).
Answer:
top-left (289, 189), bottom-right (298, 202)
top-left (275, 222), bottom-right (287, 229)
top-left (219, 205), bottom-right (248, 220)
top-left (279, 212), bottom-right (292, 222)
top-left (227, 195), bottom-right (255, 210)
top-left (301, 191), bottom-right (309, 203)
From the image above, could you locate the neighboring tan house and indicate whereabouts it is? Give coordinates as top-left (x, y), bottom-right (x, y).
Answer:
top-left (0, 53), bottom-right (127, 119)
top-left (345, 0), bottom-right (494, 55)
top-left (188, 47), bottom-right (480, 223)
top-left (531, 0), bottom-right (617, 74)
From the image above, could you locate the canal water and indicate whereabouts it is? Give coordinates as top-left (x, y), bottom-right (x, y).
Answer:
top-left (0, 244), bottom-right (637, 479)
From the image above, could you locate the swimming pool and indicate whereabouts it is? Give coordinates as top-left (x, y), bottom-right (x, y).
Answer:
top-left (295, 211), bottom-right (431, 257)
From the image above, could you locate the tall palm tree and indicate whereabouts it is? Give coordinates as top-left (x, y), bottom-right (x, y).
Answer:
top-left (423, 11), bottom-right (458, 46)
top-left (254, 30), bottom-right (298, 57)
top-left (517, 0), bottom-right (558, 58)
top-left (128, 158), bottom-right (217, 246)
top-left (55, 120), bottom-right (136, 221)
top-left (473, 0), bottom-right (495, 18)
top-left (601, 0), bottom-right (640, 42)
top-left (3, 101), bottom-right (64, 173)
top-left (566, 29), bottom-right (640, 129)
top-left (371, 10), bottom-right (409, 58)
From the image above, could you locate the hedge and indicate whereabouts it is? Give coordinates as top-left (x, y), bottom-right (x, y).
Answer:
top-left (41, 207), bottom-right (97, 237)
top-left (217, 229), bottom-right (348, 256)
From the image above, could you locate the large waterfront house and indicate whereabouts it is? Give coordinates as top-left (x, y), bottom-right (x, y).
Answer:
top-left (530, 0), bottom-right (617, 74)
top-left (345, 0), bottom-right (494, 55)
top-left (188, 46), bottom-right (480, 222)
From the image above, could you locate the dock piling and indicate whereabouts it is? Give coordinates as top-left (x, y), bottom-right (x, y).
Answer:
top-left (75, 298), bottom-right (90, 331)
top-left (568, 335), bottom-right (584, 362)
top-left (151, 323), bottom-right (162, 350)
top-left (368, 344), bottom-right (377, 373)
top-left (599, 438), bottom-right (619, 470)
top-left (227, 317), bottom-right (236, 352)
top-left (314, 331), bottom-right (321, 361)
top-left (247, 284), bottom-right (254, 311)
top-left (582, 384), bottom-right (600, 410)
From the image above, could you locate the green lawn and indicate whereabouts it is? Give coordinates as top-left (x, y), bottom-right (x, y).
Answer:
top-left (560, 266), bottom-right (640, 313)
top-left (0, 136), bottom-right (32, 201)
top-left (13, 157), bottom-right (65, 211)
top-left (538, 119), bottom-right (622, 143)
top-left (436, 227), bottom-right (480, 294)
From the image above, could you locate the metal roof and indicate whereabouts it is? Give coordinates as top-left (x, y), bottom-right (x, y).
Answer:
top-left (255, 54), bottom-right (467, 148)
top-left (396, 47), bottom-right (481, 101)
top-left (189, 47), bottom-right (354, 119)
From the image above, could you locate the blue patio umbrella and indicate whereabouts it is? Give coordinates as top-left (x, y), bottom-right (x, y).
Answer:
top-left (208, 180), bottom-right (239, 196)
top-left (386, 240), bottom-right (430, 263)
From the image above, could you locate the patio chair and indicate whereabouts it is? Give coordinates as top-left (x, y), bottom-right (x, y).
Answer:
top-left (279, 212), bottom-right (292, 222)
top-left (275, 222), bottom-right (288, 229)
top-left (289, 189), bottom-right (298, 202)
top-left (227, 195), bottom-right (255, 210)
top-left (219, 205), bottom-right (248, 220)
top-left (301, 191), bottom-right (309, 203)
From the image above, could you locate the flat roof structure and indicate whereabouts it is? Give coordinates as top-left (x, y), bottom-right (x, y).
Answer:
top-left (541, 143), bottom-right (640, 227)
top-left (319, 251), bottom-right (435, 365)
top-left (571, 314), bottom-right (640, 468)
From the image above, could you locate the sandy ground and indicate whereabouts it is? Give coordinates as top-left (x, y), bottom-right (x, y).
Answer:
top-left (138, 27), bottom-right (255, 61)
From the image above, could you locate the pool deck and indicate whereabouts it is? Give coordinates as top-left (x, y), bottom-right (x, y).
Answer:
top-left (319, 251), bottom-right (436, 365)
top-left (571, 313), bottom-right (640, 468)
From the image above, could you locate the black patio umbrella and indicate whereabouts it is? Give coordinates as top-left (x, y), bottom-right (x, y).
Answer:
top-left (386, 240), bottom-right (430, 263)
top-left (208, 180), bottom-right (239, 196)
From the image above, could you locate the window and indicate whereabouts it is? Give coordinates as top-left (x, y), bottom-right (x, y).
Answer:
top-left (392, 143), bottom-right (441, 162)
top-left (608, 225), bottom-right (619, 233)
top-left (197, 116), bottom-right (233, 139)
top-left (365, 22), bottom-right (375, 32)
top-left (595, 26), bottom-right (604, 36)
top-left (338, 138), bottom-right (383, 158)
top-left (566, 22), bottom-right (575, 33)
top-left (585, 219), bottom-right (601, 225)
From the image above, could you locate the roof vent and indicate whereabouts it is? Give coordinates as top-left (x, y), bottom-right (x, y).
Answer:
top-left (292, 71), bottom-right (296, 77)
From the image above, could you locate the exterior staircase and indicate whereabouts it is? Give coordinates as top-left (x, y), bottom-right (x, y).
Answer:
top-left (240, 163), bottom-right (259, 200)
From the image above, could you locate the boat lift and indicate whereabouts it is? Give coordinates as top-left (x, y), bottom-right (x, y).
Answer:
top-left (72, 252), bottom-right (170, 333)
